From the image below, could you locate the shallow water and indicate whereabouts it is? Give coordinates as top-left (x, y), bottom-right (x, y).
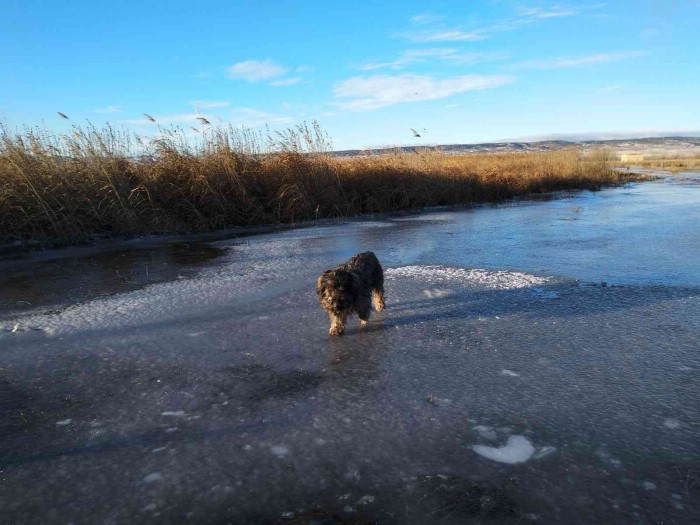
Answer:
top-left (0, 173), bottom-right (698, 524)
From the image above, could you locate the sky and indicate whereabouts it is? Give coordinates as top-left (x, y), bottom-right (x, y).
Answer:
top-left (1, 0), bottom-right (699, 150)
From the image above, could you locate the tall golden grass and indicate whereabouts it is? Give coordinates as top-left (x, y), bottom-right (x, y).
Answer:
top-left (0, 121), bottom-right (640, 247)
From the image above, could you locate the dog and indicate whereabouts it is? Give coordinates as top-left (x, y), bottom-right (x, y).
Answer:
top-left (317, 251), bottom-right (385, 335)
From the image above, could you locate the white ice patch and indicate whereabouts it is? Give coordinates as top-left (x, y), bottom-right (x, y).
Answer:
top-left (55, 419), bottom-right (72, 426)
top-left (1, 235), bottom-right (312, 336)
top-left (472, 435), bottom-right (535, 464)
top-left (423, 289), bottom-right (452, 298)
top-left (663, 419), bottom-right (681, 429)
top-left (143, 472), bottom-right (163, 483)
top-left (533, 446), bottom-right (557, 459)
top-left (161, 411), bottom-right (187, 417)
top-left (271, 446), bottom-right (289, 457)
top-left (643, 481), bottom-right (657, 490)
top-left (500, 369), bottom-right (520, 377)
top-left (473, 425), bottom-right (498, 441)
top-left (386, 265), bottom-right (548, 290)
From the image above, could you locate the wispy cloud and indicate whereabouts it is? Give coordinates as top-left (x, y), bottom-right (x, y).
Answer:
top-left (513, 51), bottom-right (647, 70)
top-left (333, 73), bottom-right (514, 111)
top-left (226, 58), bottom-right (287, 81)
top-left (270, 77), bottom-right (301, 86)
top-left (402, 4), bottom-right (578, 43)
top-left (516, 6), bottom-right (577, 19)
top-left (598, 84), bottom-right (622, 92)
top-left (359, 48), bottom-right (508, 71)
top-left (189, 100), bottom-right (231, 109)
top-left (94, 106), bottom-right (124, 114)
top-left (409, 12), bottom-right (444, 25)
top-left (229, 108), bottom-right (293, 127)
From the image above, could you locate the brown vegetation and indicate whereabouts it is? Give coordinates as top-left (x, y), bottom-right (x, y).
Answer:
top-left (0, 121), bottom-right (643, 248)
top-left (625, 156), bottom-right (700, 173)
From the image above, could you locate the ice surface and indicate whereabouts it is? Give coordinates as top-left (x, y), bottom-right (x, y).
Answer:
top-left (142, 472), bottom-right (163, 483)
top-left (271, 446), bottom-right (290, 457)
top-left (500, 369), bottom-right (520, 377)
top-left (473, 425), bottom-right (498, 440)
top-left (472, 435), bottom-right (535, 464)
top-left (386, 266), bottom-right (548, 289)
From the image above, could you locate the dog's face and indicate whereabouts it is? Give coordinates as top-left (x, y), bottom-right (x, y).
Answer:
top-left (317, 269), bottom-right (359, 314)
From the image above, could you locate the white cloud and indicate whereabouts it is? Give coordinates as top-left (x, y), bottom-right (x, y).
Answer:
top-left (402, 4), bottom-right (578, 43)
top-left (359, 49), bottom-right (508, 71)
top-left (517, 7), bottom-right (577, 18)
top-left (270, 77), bottom-right (301, 86)
top-left (599, 85), bottom-right (622, 92)
top-left (226, 59), bottom-right (287, 81)
top-left (413, 29), bottom-right (488, 42)
top-left (189, 100), bottom-right (231, 109)
top-left (513, 51), bottom-right (648, 69)
top-left (94, 106), bottom-right (124, 114)
top-left (229, 108), bottom-right (293, 127)
top-left (409, 13), bottom-right (443, 25)
top-left (333, 73), bottom-right (514, 111)
top-left (295, 65), bottom-right (312, 73)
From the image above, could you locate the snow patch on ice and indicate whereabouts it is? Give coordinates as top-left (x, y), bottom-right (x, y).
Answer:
top-left (472, 435), bottom-right (535, 464)
top-left (533, 446), bottom-right (557, 459)
top-left (663, 419), bottom-right (681, 429)
top-left (500, 369), bottom-right (520, 377)
top-left (473, 425), bottom-right (498, 441)
top-left (423, 288), bottom-right (452, 298)
top-left (386, 265), bottom-right (548, 290)
top-left (143, 472), bottom-right (163, 483)
top-left (55, 419), bottom-right (72, 426)
top-left (271, 446), bottom-right (289, 457)
top-left (161, 411), bottom-right (186, 417)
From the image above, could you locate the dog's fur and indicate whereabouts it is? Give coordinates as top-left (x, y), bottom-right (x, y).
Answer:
top-left (317, 251), bottom-right (385, 335)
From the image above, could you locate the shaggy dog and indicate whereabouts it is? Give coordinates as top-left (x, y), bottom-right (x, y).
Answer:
top-left (317, 251), bottom-right (385, 335)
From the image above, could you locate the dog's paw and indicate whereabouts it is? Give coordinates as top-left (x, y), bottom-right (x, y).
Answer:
top-left (329, 326), bottom-right (344, 336)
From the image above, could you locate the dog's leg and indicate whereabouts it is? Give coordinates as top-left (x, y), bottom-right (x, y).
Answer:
top-left (329, 312), bottom-right (348, 336)
top-left (356, 290), bottom-right (372, 326)
top-left (372, 289), bottom-right (385, 312)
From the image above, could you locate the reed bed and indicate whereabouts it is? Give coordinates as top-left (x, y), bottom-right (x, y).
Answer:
top-left (0, 121), bottom-right (639, 248)
top-left (624, 156), bottom-right (700, 173)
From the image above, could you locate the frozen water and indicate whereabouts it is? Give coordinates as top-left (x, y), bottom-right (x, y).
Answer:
top-left (473, 425), bottom-right (498, 440)
top-left (142, 473), bottom-right (163, 483)
top-left (386, 265), bottom-right (548, 290)
top-left (472, 435), bottom-right (536, 464)
top-left (1, 174), bottom-right (699, 524)
top-left (270, 446), bottom-right (289, 457)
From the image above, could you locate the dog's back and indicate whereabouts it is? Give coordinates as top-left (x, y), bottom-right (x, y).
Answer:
top-left (344, 251), bottom-right (383, 289)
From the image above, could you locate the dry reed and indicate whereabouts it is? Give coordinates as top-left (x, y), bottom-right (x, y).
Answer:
top-left (0, 121), bottom-right (641, 248)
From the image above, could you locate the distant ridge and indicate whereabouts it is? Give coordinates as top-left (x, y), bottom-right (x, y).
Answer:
top-left (333, 136), bottom-right (700, 157)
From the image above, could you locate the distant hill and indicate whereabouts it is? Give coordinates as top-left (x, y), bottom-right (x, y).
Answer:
top-left (333, 136), bottom-right (700, 158)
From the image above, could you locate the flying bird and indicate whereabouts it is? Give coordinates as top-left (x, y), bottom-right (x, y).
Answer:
top-left (57, 112), bottom-right (69, 120)
top-left (411, 128), bottom-right (421, 138)
top-left (143, 113), bottom-right (156, 122)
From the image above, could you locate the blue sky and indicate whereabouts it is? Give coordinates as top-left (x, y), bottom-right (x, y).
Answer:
top-left (1, 0), bottom-right (699, 150)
